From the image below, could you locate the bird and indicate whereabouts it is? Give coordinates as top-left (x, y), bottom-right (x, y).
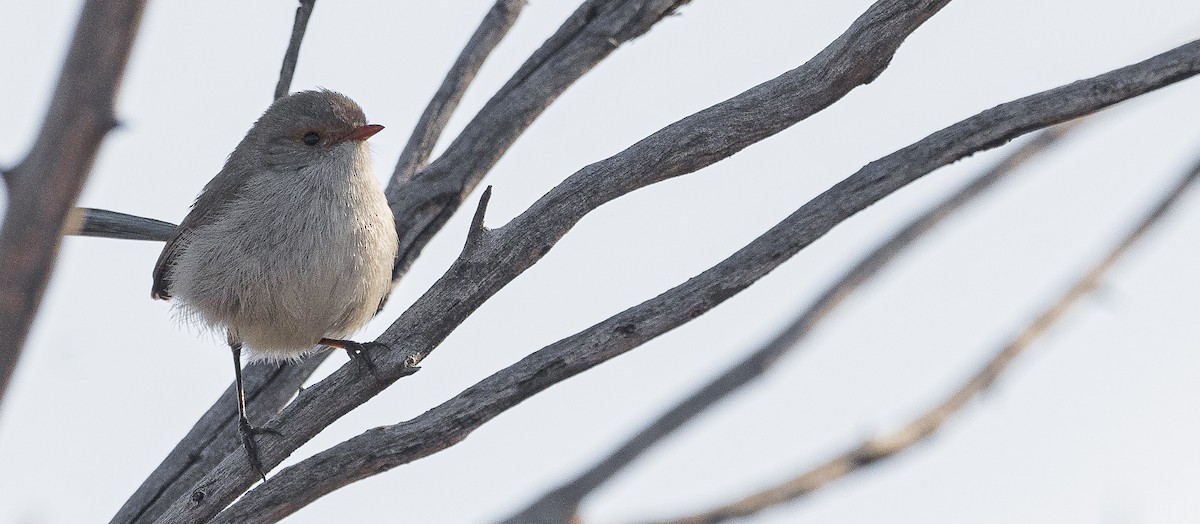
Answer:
top-left (151, 89), bottom-right (398, 480)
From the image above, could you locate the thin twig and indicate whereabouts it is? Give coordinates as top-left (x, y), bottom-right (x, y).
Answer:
top-left (385, 0), bottom-right (693, 282)
top-left (392, 0), bottom-right (527, 184)
top-left (203, 26), bottom-right (1200, 524)
top-left (0, 0), bottom-right (146, 406)
top-left (274, 0), bottom-right (316, 101)
top-left (640, 149), bottom-right (1200, 524)
top-left (500, 120), bottom-right (1086, 524)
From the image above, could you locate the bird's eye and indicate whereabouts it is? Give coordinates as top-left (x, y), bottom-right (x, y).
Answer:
top-left (302, 131), bottom-right (321, 146)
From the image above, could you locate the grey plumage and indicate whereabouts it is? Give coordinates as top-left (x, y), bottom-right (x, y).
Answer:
top-left (152, 90), bottom-right (397, 360)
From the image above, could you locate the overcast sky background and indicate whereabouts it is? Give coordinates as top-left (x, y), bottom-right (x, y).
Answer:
top-left (2, 1), bottom-right (1200, 523)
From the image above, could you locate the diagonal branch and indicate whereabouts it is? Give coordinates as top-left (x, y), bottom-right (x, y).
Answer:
top-left (500, 119), bottom-right (1086, 524)
top-left (203, 38), bottom-right (1200, 523)
top-left (0, 0), bottom-right (146, 407)
top-left (638, 147), bottom-right (1200, 524)
top-left (166, 0), bottom-right (954, 520)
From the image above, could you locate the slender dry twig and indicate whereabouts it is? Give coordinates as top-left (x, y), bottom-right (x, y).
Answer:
top-left (384, 0), bottom-right (694, 281)
top-left (639, 150), bottom-right (1200, 524)
top-left (392, 0), bottom-right (527, 185)
top-left (110, 5), bottom-right (322, 522)
top-left (274, 0), bottom-right (316, 101)
top-left (204, 19), bottom-right (1200, 524)
top-left (0, 0), bottom-right (146, 407)
top-left (163, 2), bottom-right (956, 520)
top-left (500, 120), bottom-right (1086, 524)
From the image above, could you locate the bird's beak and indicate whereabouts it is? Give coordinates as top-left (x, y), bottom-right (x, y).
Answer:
top-left (345, 124), bottom-right (384, 142)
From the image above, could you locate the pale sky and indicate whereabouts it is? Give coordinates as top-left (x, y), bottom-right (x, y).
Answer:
top-left (2, 1), bottom-right (1200, 523)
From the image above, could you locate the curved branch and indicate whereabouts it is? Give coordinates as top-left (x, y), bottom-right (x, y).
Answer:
top-left (0, 0), bottom-right (146, 406)
top-left (204, 38), bottom-right (1200, 523)
top-left (639, 149), bottom-right (1200, 524)
top-left (500, 120), bottom-right (1086, 524)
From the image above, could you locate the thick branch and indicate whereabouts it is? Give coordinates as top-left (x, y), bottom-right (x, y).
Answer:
top-left (111, 357), bottom-right (325, 524)
top-left (0, 0), bottom-right (145, 406)
top-left (500, 120), bottom-right (1085, 524)
top-left (204, 39), bottom-right (1200, 523)
top-left (640, 149), bottom-right (1200, 524)
top-left (385, 0), bottom-right (692, 281)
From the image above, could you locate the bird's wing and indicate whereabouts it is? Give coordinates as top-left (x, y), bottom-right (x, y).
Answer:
top-left (151, 166), bottom-right (251, 300)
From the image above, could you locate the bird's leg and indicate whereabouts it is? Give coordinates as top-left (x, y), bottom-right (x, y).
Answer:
top-left (319, 337), bottom-right (382, 376)
top-left (231, 341), bottom-right (279, 482)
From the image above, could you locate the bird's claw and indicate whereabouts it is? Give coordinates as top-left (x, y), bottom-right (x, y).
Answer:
top-left (342, 341), bottom-right (385, 378)
top-left (238, 417), bottom-right (279, 482)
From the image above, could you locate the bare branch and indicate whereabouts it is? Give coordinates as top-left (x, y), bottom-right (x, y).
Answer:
top-left (392, 0), bottom-right (527, 184)
top-left (500, 120), bottom-right (1086, 524)
top-left (639, 148), bottom-right (1200, 524)
top-left (385, 0), bottom-right (693, 282)
top-left (274, 0), bottom-right (317, 101)
top-left (0, 0), bottom-right (146, 406)
top-left (111, 356), bottom-right (326, 524)
top-left (203, 39), bottom-right (1200, 523)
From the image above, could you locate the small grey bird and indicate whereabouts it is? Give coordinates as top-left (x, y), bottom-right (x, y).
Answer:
top-left (151, 90), bottom-right (397, 480)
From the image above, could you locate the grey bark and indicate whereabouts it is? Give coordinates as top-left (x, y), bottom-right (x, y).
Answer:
top-left (163, 0), bottom-right (956, 518)
top-left (204, 38), bottom-right (1200, 523)
top-left (384, 0), bottom-right (694, 281)
top-left (501, 120), bottom-right (1086, 524)
top-left (638, 147), bottom-right (1200, 524)
top-left (0, 0), bottom-right (146, 407)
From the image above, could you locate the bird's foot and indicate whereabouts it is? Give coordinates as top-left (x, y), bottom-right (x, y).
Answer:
top-left (238, 416), bottom-right (281, 482)
top-left (320, 338), bottom-right (383, 378)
